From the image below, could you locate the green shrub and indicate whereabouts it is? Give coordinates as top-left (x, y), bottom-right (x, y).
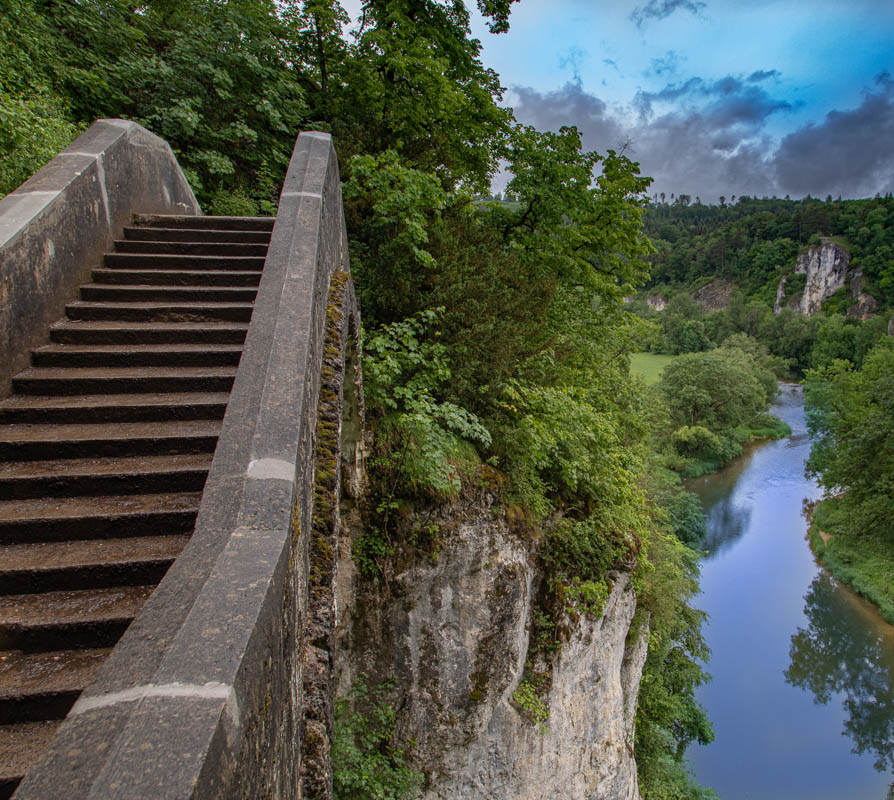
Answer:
top-left (332, 678), bottom-right (423, 800)
top-left (207, 187), bottom-right (259, 217)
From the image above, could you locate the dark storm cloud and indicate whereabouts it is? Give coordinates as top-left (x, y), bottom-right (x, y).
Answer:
top-left (747, 69), bottom-right (781, 83)
top-left (511, 82), bottom-right (627, 148)
top-left (512, 79), bottom-right (778, 201)
top-left (633, 77), bottom-right (703, 116)
top-left (774, 74), bottom-right (894, 197)
top-left (508, 75), bottom-right (894, 201)
top-left (701, 85), bottom-right (792, 128)
top-left (630, 0), bottom-right (707, 29)
top-left (634, 76), bottom-right (791, 128)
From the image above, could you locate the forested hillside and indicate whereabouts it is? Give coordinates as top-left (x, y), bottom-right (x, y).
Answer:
top-left (643, 196), bottom-right (894, 306)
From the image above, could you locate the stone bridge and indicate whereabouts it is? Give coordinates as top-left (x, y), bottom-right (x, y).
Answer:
top-left (0, 120), bottom-right (362, 799)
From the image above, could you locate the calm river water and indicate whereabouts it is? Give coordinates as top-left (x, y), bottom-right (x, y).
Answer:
top-left (687, 383), bottom-right (894, 800)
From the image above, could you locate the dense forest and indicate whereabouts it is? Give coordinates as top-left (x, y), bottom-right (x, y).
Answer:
top-left (7, 2), bottom-right (890, 798)
top-left (642, 195), bottom-right (894, 306)
top-left (628, 197), bottom-right (893, 381)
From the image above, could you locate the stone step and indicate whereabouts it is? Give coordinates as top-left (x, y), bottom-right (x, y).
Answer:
top-left (50, 320), bottom-right (249, 346)
top-left (31, 344), bottom-right (243, 369)
top-left (0, 454), bottom-right (212, 499)
top-left (79, 283), bottom-right (258, 303)
top-left (0, 211), bottom-right (268, 794)
top-left (0, 492), bottom-right (200, 545)
top-left (91, 268), bottom-right (262, 287)
top-left (0, 649), bottom-right (109, 725)
top-left (0, 392), bottom-right (229, 425)
top-left (103, 252), bottom-right (265, 271)
top-left (0, 586), bottom-right (152, 651)
top-left (0, 721), bottom-right (62, 800)
top-left (0, 535), bottom-right (189, 595)
top-left (0, 419), bottom-right (220, 461)
top-left (112, 240), bottom-right (268, 257)
top-left (132, 213), bottom-right (274, 231)
top-left (12, 366), bottom-right (237, 396)
top-left (123, 226), bottom-right (271, 244)
top-left (65, 300), bottom-right (254, 323)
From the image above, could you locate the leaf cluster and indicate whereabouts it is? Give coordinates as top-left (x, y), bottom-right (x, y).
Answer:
top-left (332, 678), bottom-right (423, 800)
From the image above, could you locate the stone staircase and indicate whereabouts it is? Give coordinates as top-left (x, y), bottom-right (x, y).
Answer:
top-left (0, 214), bottom-right (273, 799)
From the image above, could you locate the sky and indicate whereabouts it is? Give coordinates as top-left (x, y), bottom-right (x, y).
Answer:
top-left (344, 0), bottom-right (894, 202)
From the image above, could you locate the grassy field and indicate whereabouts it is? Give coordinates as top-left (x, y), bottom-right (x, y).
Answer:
top-left (629, 353), bottom-right (676, 385)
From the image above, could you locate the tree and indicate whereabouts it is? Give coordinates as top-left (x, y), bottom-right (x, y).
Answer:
top-left (805, 339), bottom-right (894, 541)
top-left (660, 349), bottom-right (767, 432)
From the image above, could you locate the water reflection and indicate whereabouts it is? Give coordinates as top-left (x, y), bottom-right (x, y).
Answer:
top-left (690, 385), bottom-right (894, 798)
top-left (700, 494), bottom-right (752, 557)
top-left (786, 572), bottom-right (894, 792)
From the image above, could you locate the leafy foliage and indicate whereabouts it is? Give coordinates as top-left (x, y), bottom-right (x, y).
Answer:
top-left (0, 0), bottom-right (81, 194)
top-left (806, 339), bottom-right (894, 542)
top-left (634, 526), bottom-right (716, 800)
top-left (332, 678), bottom-right (423, 800)
top-left (363, 309), bottom-right (489, 500)
top-left (1, 0), bottom-right (307, 207)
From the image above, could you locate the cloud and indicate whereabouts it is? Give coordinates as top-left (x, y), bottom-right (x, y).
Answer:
top-left (634, 76), bottom-right (792, 128)
top-left (511, 82), bottom-right (627, 149)
top-left (630, 0), bottom-right (706, 29)
top-left (774, 74), bottom-right (894, 197)
top-left (558, 47), bottom-right (588, 81)
top-left (747, 69), bottom-right (781, 83)
top-left (507, 75), bottom-right (894, 201)
top-left (646, 50), bottom-right (685, 77)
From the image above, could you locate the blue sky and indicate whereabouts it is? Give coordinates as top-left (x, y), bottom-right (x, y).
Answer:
top-left (344, 0), bottom-right (894, 201)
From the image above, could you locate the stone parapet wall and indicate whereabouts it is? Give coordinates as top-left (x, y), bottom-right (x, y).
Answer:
top-left (0, 119), bottom-right (200, 395)
top-left (14, 132), bottom-right (354, 799)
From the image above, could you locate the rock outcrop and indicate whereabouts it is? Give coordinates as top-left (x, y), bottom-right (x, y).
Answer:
top-left (796, 238), bottom-right (850, 315)
top-left (693, 278), bottom-right (735, 312)
top-left (773, 239), bottom-right (882, 318)
top-left (335, 495), bottom-right (646, 800)
top-left (645, 293), bottom-right (666, 311)
top-left (774, 275), bottom-right (790, 314)
top-left (846, 269), bottom-right (879, 319)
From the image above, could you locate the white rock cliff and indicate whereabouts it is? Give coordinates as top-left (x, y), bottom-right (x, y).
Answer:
top-left (335, 497), bottom-right (646, 800)
top-left (774, 238), bottom-right (851, 315)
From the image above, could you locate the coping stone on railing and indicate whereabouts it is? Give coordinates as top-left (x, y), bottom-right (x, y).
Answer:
top-left (0, 119), bottom-right (200, 395)
top-left (12, 131), bottom-right (347, 800)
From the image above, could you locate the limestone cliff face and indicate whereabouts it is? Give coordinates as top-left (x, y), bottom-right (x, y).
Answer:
top-left (335, 496), bottom-right (646, 800)
top-left (774, 239), bottom-right (850, 315)
top-left (645, 293), bottom-right (667, 311)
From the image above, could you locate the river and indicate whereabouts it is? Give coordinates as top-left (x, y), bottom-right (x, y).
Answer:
top-left (686, 383), bottom-right (894, 800)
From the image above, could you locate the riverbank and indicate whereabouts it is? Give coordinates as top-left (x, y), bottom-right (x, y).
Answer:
top-left (680, 412), bottom-right (792, 478)
top-left (807, 496), bottom-right (894, 626)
